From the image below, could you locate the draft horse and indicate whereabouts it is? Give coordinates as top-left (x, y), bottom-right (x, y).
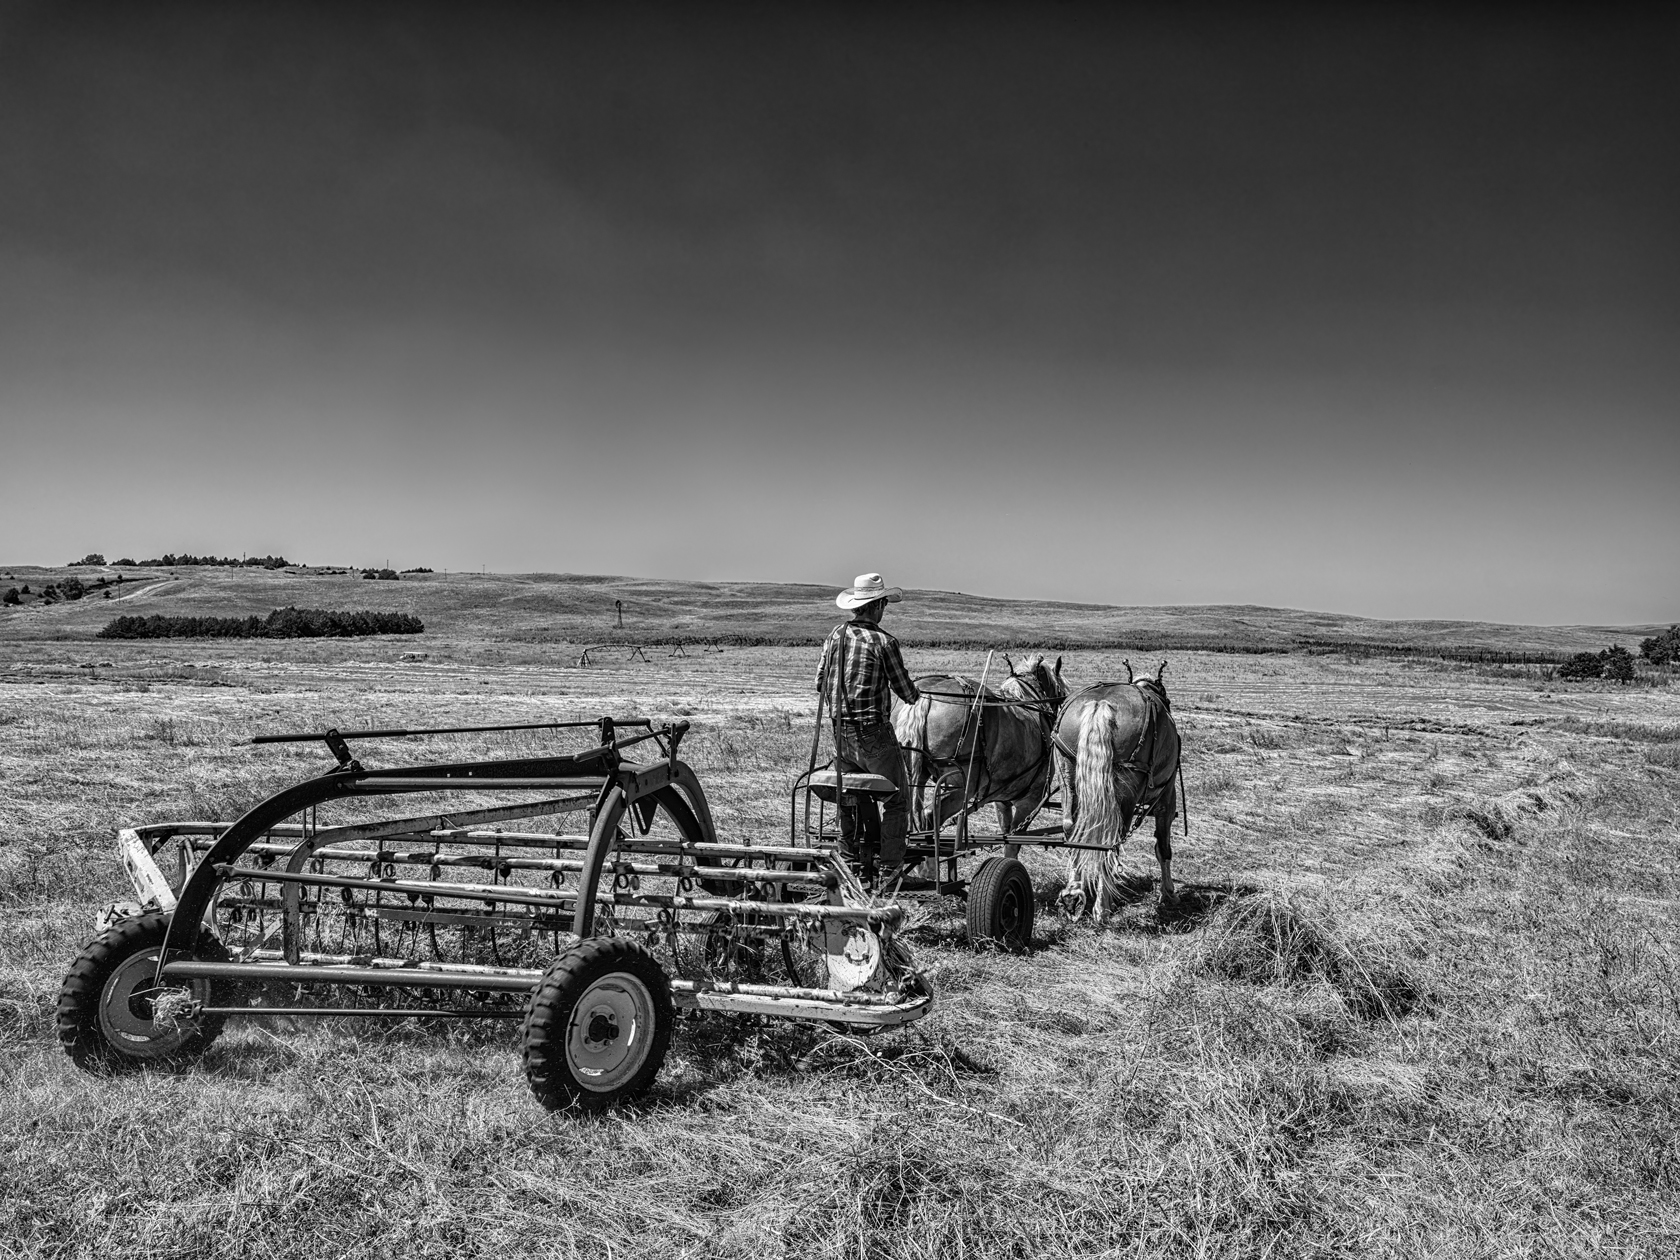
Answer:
top-left (892, 654), bottom-right (1068, 843)
top-left (1053, 662), bottom-right (1182, 918)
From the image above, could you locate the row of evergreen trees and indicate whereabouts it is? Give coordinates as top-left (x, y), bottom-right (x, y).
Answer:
top-left (98, 554), bottom-right (297, 569)
top-left (97, 607), bottom-right (423, 639)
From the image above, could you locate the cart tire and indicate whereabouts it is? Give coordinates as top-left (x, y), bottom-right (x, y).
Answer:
top-left (57, 911), bottom-right (229, 1071)
top-left (521, 938), bottom-right (673, 1112)
top-left (967, 857), bottom-right (1034, 952)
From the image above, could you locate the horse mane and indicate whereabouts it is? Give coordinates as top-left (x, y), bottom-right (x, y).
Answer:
top-left (1004, 653), bottom-right (1065, 706)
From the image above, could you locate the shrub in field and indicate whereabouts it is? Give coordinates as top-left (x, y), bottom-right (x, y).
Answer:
top-left (360, 568), bottom-right (400, 580)
top-left (1559, 651), bottom-right (1604, 680)
top-left (2, 588), bottom-right (17, 606)
top-left (1641, 626), bottom-right (1680, 666)
top-left (1602, 644), bottom-right (1635, 683)
top-left (71, 552), bottom-right (105, 565)
top-left (1560, 645), bottom-right (1638, 682)
top-left (97, 607), bottom-right (423, 639)
top-left (59, 575), bottom-right (85, 601)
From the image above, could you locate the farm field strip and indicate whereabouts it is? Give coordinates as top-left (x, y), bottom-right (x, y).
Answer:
top-left (1, 588), bottom-right (1677, 1255)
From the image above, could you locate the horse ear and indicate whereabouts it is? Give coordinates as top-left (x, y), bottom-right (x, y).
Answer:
top-left (1156, 659), bottom-right (1168, 681)
top-left (1054, 655), bottom-right (1063, 676)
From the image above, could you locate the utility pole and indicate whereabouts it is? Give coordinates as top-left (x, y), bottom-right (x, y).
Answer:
top-left (615, 599), bottom-right (623, 630)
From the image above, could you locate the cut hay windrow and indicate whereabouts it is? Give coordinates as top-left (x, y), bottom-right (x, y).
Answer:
top-left (1193, 889), bottom-right (1428, 1021)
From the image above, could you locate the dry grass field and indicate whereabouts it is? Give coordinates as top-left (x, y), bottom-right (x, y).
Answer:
top-left (1, 569), bottom-right (1676, 1257)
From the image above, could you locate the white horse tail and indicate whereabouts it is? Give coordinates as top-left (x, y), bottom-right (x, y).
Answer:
top-left (891, 694), bottom-right (931, 831)
top-left (1068, 700), bottom-right (1124, 911)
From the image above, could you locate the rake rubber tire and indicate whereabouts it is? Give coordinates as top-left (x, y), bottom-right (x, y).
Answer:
top-left (521, 938), bottom-right (673, 1112)
top-left (57, 910), bottom-right (229, 1071)
top-left (967, 856), bottom-right (1034, 952)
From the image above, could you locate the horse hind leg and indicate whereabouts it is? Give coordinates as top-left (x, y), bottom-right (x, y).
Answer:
top-left (1055, 750), bottom-right (1077, 839)
top-left (1095, 847), bottom-right (1124, 922)
top-left (1154, 810), bottom-right (1177, 905)
top-left (997, 802), bottom-right (1020, 860)
top-left (1057, 853), bottom-right (1087, 921)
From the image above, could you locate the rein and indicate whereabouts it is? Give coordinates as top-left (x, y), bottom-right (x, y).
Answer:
top-left (917, 690), bottom-right (1058, 711)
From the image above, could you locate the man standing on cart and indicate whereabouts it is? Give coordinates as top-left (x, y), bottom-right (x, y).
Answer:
top-left (818, 573), bottom-right (920, 883)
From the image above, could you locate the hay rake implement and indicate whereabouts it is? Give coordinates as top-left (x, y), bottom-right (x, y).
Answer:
top-left (58, 716), bottom-right (930, 1110)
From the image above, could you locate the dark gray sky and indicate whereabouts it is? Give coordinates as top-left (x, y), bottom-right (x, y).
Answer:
top-left (3, 3), bottom-right (1676, 623)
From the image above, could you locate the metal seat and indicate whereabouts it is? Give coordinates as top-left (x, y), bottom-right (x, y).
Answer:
top-left (806, 769), bottom-right (898, 803)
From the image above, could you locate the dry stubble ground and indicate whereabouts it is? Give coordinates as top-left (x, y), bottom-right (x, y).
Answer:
top-left (0, 632), bottom-right (1677, 1258)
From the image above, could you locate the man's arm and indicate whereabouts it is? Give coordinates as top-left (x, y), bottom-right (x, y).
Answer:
top-left (881, 634), bottom-right (920, 705)
top-left (815, 627), bottom-right (836, 691)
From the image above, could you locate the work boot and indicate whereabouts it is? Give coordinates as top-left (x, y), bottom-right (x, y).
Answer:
top-left (870, 860), bottom-right (912, 896)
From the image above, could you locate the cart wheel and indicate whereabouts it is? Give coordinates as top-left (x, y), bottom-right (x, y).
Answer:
top-left (56, 911), bottom-right (229, 1071)
top-left (521, 938), bottom-right (673, 1112)
top-left (966, 857), bottom-right (1034, 952)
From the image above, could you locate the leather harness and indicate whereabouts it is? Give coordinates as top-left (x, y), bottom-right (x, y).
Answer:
top-left (904, 665), bottom-right (1060, 820)
top-left (1054, 679), bottom-right (1177, 830)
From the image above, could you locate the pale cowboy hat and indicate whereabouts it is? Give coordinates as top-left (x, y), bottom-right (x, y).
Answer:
top-left (836, 573), bottom-right (903, 610)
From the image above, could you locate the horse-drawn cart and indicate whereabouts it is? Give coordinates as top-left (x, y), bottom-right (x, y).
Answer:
top-left (58, 717), bottom-right (931, 1110)
top-left (794, 653), bottom-right (1074, 952)
top-left (796, 653), bottom-right (1187, 946)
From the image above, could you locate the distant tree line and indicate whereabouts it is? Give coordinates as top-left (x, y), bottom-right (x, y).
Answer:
top-left (68, 554), bottom-right (443, 575)
top-left (1294, 640), bottom-right (1573, 665)
top-left (97, 607), bottom-right (423, 639)
top-left (103, 554), bottom-right (297, 569)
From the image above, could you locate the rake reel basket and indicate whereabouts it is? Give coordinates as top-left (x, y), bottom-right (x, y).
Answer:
top-left (59, 716), bottom-right (931, 1110)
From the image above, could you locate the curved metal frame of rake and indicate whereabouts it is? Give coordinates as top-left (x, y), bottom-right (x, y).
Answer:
top-left (118, 717), bottom-right (930, 1034)
top-left (161, 730), bottom-right (707, 962)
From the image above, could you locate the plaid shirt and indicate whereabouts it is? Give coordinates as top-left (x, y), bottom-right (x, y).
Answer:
top-left (817, 619), bottom-right (920, 726)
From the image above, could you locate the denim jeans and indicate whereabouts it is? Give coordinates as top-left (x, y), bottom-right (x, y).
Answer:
top-left (835, 721), bottom-right (909, 866)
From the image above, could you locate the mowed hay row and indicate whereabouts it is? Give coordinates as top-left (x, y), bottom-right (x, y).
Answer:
top-left (1191, 888), bottom-right (1430, 1021)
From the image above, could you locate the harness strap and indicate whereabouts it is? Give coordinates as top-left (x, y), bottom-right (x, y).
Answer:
top-left (910, 672), bottom-right (1058, 822)
top-left (1059, 681), bottom-right (1178, 825)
